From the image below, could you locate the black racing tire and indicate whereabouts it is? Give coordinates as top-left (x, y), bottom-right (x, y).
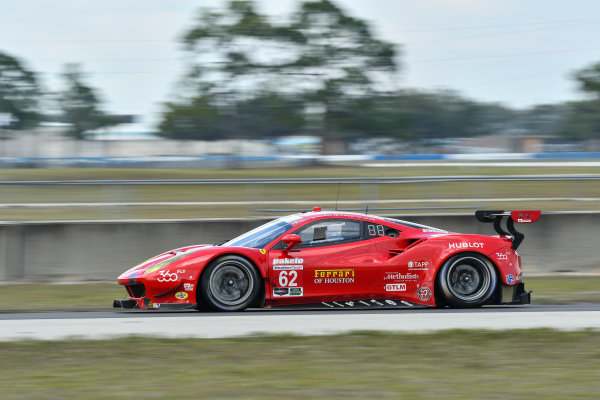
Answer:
top-left (437, 252), bottom-right (498, 308)
top-left (200, 255), bottom-right (260, 312)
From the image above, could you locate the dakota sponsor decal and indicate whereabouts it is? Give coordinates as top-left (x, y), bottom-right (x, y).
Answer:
top-left (157, 270), bottom-right (178, 282)
top-left (384, 272), bottom-right (419, 281)
top-left (175, 292), bottom-right (188, 300)
top-left (417, 287), bottom-right (432, 301)
top-left (448, 242), bottom-right (484, 250)
top-left (385, 283), bottom-right (407, 292)
top-left (408, 261), bottom-right (429, 270)
top-left (314, 269), bottom-right (355, 284)
top-left (273, 258), bottom-right (303, 265)
top-left (183, 283), bottom-right (194, 291)
top-left (273, 287), bottom-right (303, 297)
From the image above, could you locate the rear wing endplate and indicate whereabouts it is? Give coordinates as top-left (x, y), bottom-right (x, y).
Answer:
top-left (475, 210), bottom-right (541, 250)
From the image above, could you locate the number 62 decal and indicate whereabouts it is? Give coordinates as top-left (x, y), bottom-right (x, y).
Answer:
top-left (278, 270), bottom-right (298, 287)
top-left (274, 266), bottom-right (304, 288)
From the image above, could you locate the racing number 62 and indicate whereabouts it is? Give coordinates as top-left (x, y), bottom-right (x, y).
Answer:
top-left (278, 270), bottom-right (298, 287)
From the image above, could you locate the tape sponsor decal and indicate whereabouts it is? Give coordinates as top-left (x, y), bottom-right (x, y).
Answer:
top-left (175, 292), bottom-right (188, 300)
top-left (408, 261), bottom-right (429, 270)
top-left (417, 287), bottom-right (432, 301)
top-left (385, 283), bottom-right (407, 292)
top-left (448, 242), bottom-right (484, 250)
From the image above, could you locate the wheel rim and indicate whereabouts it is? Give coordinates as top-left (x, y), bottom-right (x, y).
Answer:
top-left (208, 261), bottom-right (253, 306)
top-left (446, 257), bottom-right (491, 301)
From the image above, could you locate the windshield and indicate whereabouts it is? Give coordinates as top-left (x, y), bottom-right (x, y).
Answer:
top-left (223, 218), bottom-right (293, 248)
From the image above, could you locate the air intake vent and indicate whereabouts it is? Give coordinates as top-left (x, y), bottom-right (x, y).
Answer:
top-left (126, 283), bottom-right (146, 298)
top-left (388, 238), bottom-right (427, 257)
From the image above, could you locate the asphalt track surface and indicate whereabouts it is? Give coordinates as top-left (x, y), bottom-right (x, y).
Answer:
top-left (1, 304), bottom-right (600, 341)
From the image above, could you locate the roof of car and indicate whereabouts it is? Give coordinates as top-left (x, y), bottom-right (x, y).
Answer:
top-left (288, 210), bottom-right (419, 229)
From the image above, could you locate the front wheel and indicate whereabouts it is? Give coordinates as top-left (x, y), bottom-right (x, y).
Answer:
top-left (437, 253), bottom-right (498, 308)
top-left (200, 255), bottom-right (260, 311)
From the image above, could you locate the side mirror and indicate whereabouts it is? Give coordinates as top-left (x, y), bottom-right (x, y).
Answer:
top-left (282, 234), bottom-right (302, 251)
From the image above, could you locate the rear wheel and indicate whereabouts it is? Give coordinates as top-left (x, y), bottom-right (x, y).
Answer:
top-left (437, 253), bottom-right (498, 308)
top-left (200, 255), bottom-right (260, 311)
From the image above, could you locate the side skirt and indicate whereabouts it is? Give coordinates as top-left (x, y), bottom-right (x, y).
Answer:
top-left (270, 299), bottom-right (426, 310)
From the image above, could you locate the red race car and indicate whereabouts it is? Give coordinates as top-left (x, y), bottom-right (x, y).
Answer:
top-left (114, 208), bottom-right (539, 311)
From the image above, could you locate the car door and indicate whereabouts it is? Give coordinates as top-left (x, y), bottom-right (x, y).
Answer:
top-left (269, 218), bottom-right (380, 304)
top-left (365, 221), bottom-right (426, 299)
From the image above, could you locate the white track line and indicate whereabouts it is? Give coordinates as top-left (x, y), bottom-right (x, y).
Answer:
top-left (1, 311), bottom-right (600, 341)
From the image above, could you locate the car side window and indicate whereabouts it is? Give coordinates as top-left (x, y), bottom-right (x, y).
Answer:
top-left (295, 219), bottom-right (362, 248)
top-left (364, 222), bottom-right (400, 238)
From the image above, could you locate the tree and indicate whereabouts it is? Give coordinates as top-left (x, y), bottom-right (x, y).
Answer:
top-left (57, 64), bottom-right (117, 139)
top-left (574, 62), bottom-right (600, 99)
top-left (557, 62), bottom-right (600, 140)
top-left (160, 0), bottom-right (398, 140)
top-left (160, 92), bottom-right (305, 140)
top-left (0, 51), bottom-right (41, 129)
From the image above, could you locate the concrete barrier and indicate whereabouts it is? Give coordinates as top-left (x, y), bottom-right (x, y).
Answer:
top-left (1, 212), bottom-right (598, 282)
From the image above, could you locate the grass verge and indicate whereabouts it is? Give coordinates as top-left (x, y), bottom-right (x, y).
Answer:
top-left (1, 330), bottom-right (600, 399)
top-left (0, 276), bottom-right (599, 313)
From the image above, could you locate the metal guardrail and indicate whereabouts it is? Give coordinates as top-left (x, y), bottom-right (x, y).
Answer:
top-left (0, 175), bottom-right (597, 217)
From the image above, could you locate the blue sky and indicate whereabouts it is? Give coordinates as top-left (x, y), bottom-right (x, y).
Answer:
top-left (1, 0), bottom-right (600, 127)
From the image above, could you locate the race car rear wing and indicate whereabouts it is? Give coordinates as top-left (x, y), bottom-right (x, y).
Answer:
top-left (475, 210), bottom-right (541, 250)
